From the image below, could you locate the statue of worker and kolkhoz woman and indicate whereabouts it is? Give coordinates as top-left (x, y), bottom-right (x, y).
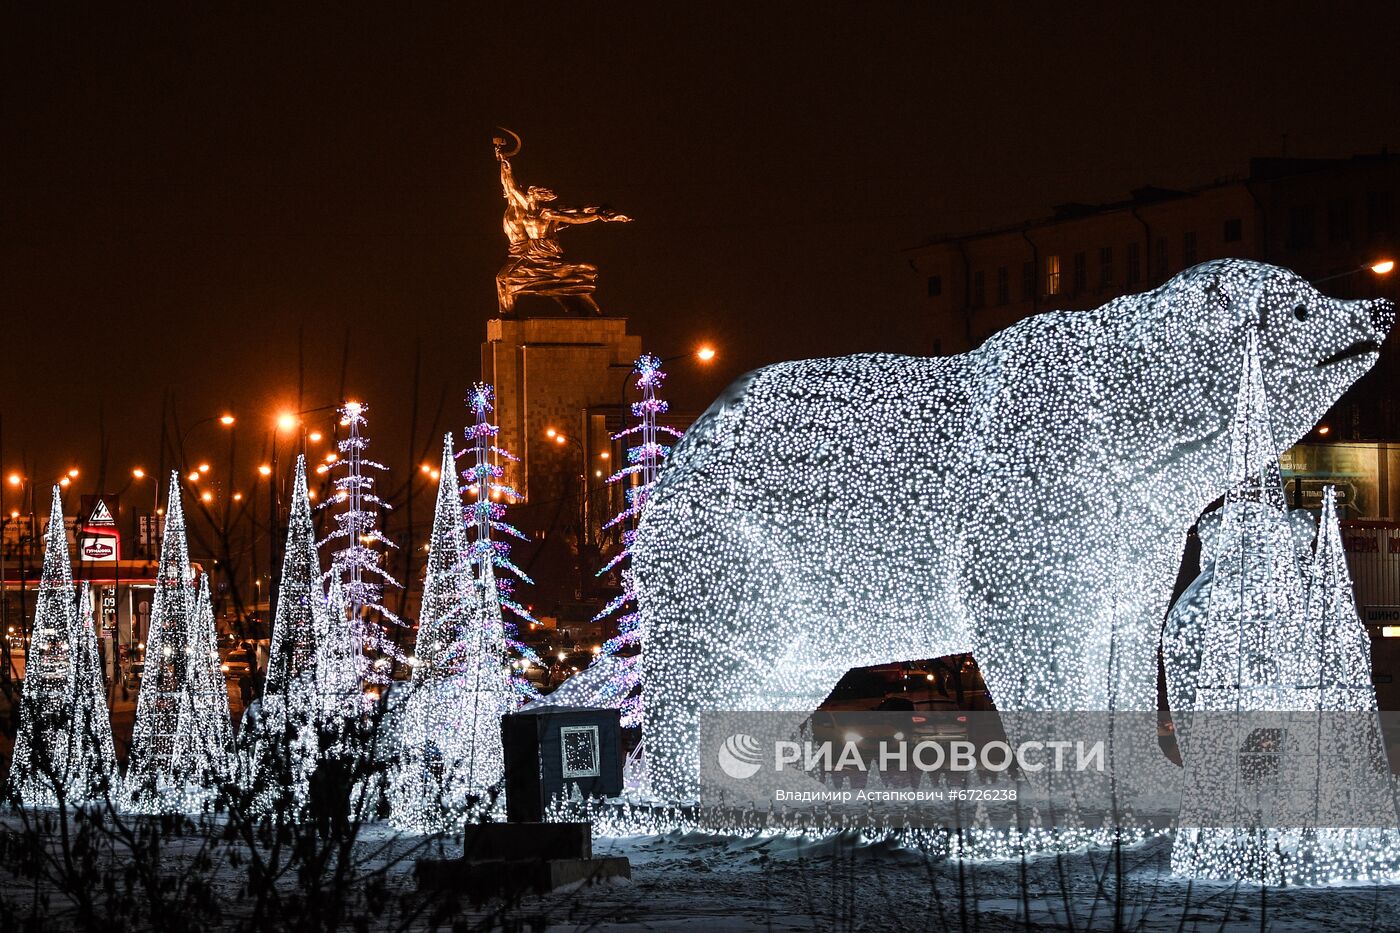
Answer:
top-left (492, 128), bottom-right (632, 316)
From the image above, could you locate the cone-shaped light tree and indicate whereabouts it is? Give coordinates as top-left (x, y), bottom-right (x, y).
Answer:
top-left (246, 455), bottom-right (325, 810)
top-left (391, 435), bottom-right (501, 831)
top-left (166, 573), bottom-right (234, 810)
top-left (321, 400), bottom-right (403, 688)
top-left (11, 486), bottom-right (79, 806)
top-left (1307, 486), bottom-right (1378, 711)
top-left (126, 473), bottom-right (224, 806)
top-left (64, 583), bottom-right (118, 803)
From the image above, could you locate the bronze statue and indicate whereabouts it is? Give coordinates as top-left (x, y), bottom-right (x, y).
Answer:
top-left (492, 129), bottom-right (632, 316)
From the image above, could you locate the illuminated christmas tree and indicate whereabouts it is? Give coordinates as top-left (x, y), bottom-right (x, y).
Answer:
top-left (315, 574), bottom-right (360, 735)
top-left (1306, 486), bottom-right (1378, 711)
top-left (461, 384), bottom-right (530, 619)
top-left (460, 383), bottom-right (539, 703)
top-left (1172, 336), bottom-right (1398, 883)
top-left (246, 454), bottom-right (324, 810)
top-left (64, 583), bottom-right (117, 802)
top-left (10, 486), bottom-right (78, 806)
top-left (125, 473), bottom-right (198, 812)
top-left (391, 435), bottom-right (504, 831)
top-left (577, 354), bottom-right (683, 727)
top-left (167, 573), bottom-right (233, 809)
top-left (322, 400), bottom-right (403, 687)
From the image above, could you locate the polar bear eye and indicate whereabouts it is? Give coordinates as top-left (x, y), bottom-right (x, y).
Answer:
top-left (1293, 303), bottom-right (1309, 322)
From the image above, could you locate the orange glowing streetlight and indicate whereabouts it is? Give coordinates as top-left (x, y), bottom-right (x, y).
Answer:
top-left (198, 463), bottom-right (210, 474)
top-left (219, 414), bottom-right (236, 426)
top-left (696, 345), bottom-right (717, 362)
top-left (545, 427), bottom-right (557, 439)
top-left (308, 431), bottom-right (323, 443)
top-left (276, 411), bottom-right (298, 432)
top-left (257, 464), bottom-right (272, 477)
top-left (1373, 259), bottom-right (1395, 275)
top-left (67, 468), bottom-right (79, 478)
top-left (59, 477), bottom-right (71, 488)
top-left (420, 463), bottom-right (432, 474)
top-left (187, 471), bottom-right (200, 483)
top-left (132, 467), bottom-right (146, 480)
top-left (201, 491), bottom-right (213, 503)
top-left (7, 473), bottom-right (21, 487)
top-left (233, 492), bottom-right (243, 502)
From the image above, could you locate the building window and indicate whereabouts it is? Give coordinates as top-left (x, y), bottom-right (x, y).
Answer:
top-left (1072, 251), bottom-right (1086, 294)
top-left (1127, 242), bottom-right (1141, 284)
top-left (1223, 218), bottom-right (1243, 243)
top-left (1154, 236), bottom-right (1168, 280)
top-left (1045, 255), bottom-right (1061, 296)
top-left (972, 270), bottom-right (985, 309)
top-left (1328, 198), bottom-right (1351, 244)
top-left (995, 265), bottom-right (1009, 305)
top-left (1286, 204), bottom-right (1316, 250)
top-left (1182, 231), bottom-right (1197, 267)
top-left (1368, 191), bottom-right (1393, 236)
top-left (1021, 261), bottom-right (1035, 302)
top-left (1098, 246), bottom-right (1113, 288)
top-left (926, 274), bottom-right (942, 297)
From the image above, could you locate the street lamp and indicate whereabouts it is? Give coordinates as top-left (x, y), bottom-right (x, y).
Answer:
top-left (1311, 259), bottom-right (1395, 285)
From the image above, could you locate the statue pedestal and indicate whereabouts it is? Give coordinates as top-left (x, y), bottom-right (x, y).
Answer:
top-left (482, 313), bottom-right (641, 518)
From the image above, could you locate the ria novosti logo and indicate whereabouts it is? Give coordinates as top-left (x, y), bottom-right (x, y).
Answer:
top-left (717, 733), bottom-right (764, 779)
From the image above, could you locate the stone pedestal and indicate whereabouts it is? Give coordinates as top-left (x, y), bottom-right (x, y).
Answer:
top-left (482, 316), bottom-right (641, 508)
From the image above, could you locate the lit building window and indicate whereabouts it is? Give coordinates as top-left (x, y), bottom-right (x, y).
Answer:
top-left (1045, 255), bottom-right (1061, 296)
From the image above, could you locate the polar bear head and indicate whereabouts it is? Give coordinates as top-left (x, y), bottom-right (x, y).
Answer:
top-left (1108, 259), bottom-right (1391, 476)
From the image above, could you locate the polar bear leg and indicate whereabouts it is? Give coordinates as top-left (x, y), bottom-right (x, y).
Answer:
top-left (640, 505), bottom-right (819, 801)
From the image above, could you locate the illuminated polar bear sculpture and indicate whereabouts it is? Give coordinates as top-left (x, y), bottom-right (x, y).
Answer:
top-left (633, 259), bottom-right (1392, 801)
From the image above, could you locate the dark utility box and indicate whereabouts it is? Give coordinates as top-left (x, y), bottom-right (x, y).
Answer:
top-left (416, 823), bottom-right (630, 896)
top-left (502, 707), bottom-right (623, 822)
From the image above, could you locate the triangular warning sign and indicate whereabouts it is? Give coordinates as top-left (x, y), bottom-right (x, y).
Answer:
top-left (88, 499), bottom-right (115, 526)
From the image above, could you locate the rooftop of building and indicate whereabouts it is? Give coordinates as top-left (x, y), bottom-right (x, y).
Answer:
top-left (909, 150), bottom-right (1400, 250)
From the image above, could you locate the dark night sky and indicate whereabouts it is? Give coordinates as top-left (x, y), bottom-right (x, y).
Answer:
top-left (3, 3), bottom-right (1400, 497)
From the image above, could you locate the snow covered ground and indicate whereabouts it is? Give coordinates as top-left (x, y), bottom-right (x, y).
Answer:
top-left (7, 813), bottom-right (1400, 930)
top-left (499, 830), bottom-right (1400, 932)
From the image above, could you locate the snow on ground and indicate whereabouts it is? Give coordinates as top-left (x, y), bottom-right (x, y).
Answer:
top-left (7, 814), bottom-right (1400, 930)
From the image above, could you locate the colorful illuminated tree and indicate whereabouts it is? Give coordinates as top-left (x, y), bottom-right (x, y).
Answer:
top-left (586, 354), bottom-right (684, 727)
top-left (459, 383), bottom-right (539, 703)
top-left (321, 400), bottom-right (403, 688)
top-left (245, 454), bottom-right (323, 810)
top-left (10, 486), bottom-right (79, 806)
